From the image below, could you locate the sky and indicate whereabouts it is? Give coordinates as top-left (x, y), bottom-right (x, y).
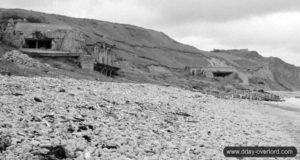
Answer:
top-left (1, 0), bottom-right (300, 66)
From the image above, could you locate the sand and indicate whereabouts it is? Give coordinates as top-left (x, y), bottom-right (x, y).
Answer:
top-left (0, 75), bottom-right (298, 160)
top-left (263, 95), bottom-right (300, 159)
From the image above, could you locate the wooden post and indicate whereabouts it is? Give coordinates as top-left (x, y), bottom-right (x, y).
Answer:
top-left (110, 48), bottom-right (112, 66)
top-left (103, 43), bottom-right (107, 65)
top-left (106, 48), bottom-right (108, 65)
top-left (109, 70), bottom-right (112, 77)
top-left (110, 49), bottom-right (112, 66)
top-left (95, 45), bottom-right (99, 63)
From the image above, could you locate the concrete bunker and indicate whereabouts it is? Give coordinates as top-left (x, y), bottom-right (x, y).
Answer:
top-left (85, 40), bottom-right (119, 76)
top-left (24, 38), bottom-right (53, 49)
top-left (2, 20), bottom-right (80, 52)
top-left (212, 71), bottom-right (234, 77)
top-left (22, 30), bottom-right (54, 49)
top-left (189, 67), bottom-right (249, 85)
top-left (0, 18), bottom-right (120, 77)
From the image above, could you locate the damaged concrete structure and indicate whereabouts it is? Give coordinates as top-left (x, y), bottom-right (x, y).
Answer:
top-left (190, 67), bottom-right (249, 85)
top-left (85, 40), bottom-right (119, 76)
top-left (0, 19), bottom-right (119, 76)
top-left (2, 19), bottom-right (82, 52)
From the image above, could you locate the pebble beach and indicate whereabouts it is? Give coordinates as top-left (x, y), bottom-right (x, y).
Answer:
top-left (0, 75), bottom-right (298, 159)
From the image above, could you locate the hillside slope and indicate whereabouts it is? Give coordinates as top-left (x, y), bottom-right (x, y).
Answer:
top-left (206, 50), bottom-right (300, 90)
top-left (0, 8), bottom-right (300, 91)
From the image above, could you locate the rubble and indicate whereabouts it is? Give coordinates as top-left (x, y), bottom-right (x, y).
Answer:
top-left (0, 135), bottom-right (12, 153)
top-left (203, 87), bottom-right (282, 102)
top-left (0, 75), bottom-right (296, 159)
top-left (1, 50), bottom-right (50, 68)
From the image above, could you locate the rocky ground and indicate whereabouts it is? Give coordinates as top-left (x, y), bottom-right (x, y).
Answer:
top-left (0, 75), bottom-right (297, 160)
top-left (1, 50), bottom-right (51, 69)
top-left (0, 50), bottom-right (113, 82)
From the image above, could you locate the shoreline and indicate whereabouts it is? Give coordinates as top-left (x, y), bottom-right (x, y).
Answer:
top-left (263, 98), bottom-right (300, 159)
top-left (266, 103), bottom-right (300, 113)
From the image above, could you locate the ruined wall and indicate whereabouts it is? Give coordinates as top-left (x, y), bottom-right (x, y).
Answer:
top-left (190, 68), bottom-right (197, 76)
top-left (107, 53), bottom-right (112, 66)
top-left (79, 55), bottom-right (94, 72)
top-left (236, 72), bottom-right (249, 85)
top-left (2, 19), bottom-right (22, 47)
top-left (60, 30), bottom-right (85, 53)
top-left (204, 71), bottom-right (214, 78)
top-left (98, 47), bottom-right (106, 64)
top-left (86, 44), bottom-right (113, 66)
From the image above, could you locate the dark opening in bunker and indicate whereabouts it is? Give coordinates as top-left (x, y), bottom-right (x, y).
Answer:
top-left (24, 39), bottom-right (52, 49)
top-left (213, 71), bottom-right (233, 77)
top-left (24, 39), bottom-right (36, 48)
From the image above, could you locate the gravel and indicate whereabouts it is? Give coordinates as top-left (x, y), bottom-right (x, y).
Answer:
top-left (0, 50), bottom-right (50, 68)
top-left (0, 75), bottom-right (297, 160)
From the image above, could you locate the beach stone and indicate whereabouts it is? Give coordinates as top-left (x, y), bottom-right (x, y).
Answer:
top-left (0, 135), bottom-right (12, 153)
top-left (33, 97), bottom-right (42, 102)
top-left (0, 75), bottom-right (297, 159)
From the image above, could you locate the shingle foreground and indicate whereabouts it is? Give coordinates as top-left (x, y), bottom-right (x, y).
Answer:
top-left (0, 75), bottom-right (295, 160)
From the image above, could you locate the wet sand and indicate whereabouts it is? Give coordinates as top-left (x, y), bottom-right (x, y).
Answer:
top-left (263, 95), bottom-right (300, 159)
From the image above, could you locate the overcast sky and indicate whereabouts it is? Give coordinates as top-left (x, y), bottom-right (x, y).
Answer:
top-left (2, 0), bottom-right (300, 66)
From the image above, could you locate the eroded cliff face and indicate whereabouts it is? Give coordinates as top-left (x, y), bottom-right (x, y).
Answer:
top-left (1, 8), bottom-right (300, 91)
top-left (267, 57), bottom-right (300, 90)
